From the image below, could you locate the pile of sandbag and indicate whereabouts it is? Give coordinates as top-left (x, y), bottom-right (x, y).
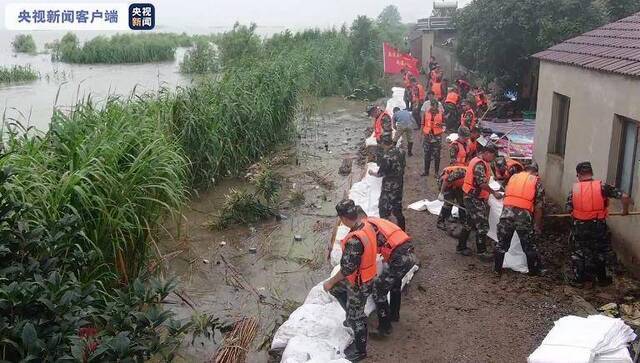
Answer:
top-left (271, 162), bottom-right (419, 362)
top-left (528, 315), bottom-right (637, 363)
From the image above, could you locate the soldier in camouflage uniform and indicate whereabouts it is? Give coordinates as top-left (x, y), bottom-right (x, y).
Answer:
top-left (436, 165), bottom-right (467, 230)
top-left (353, 206), bottom-right (416, 338)
top-left (324, 199), bottom-right (376, 362)
top-left (370, 133), bottom-right (407, 230)
top-left (494, 163), bottom-right (544, 275)
top-left (458, 143), bottom-right (502, 258)
top-left (566, 162), bottom-right (631, 287)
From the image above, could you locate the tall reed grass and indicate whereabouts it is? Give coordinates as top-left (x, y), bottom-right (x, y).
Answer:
top-left (0, 65), bottom-right (39, 83)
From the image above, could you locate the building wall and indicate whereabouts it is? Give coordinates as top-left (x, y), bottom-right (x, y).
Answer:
top-left (534, 60), bottom-right (640, 272)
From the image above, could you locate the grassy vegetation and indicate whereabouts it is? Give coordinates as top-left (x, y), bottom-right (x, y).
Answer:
top-left (179, 40), bottom-right (219, 74)
top-left (51, 32), bottom-right (193, 64)
top-left (12, 34), bottom-right (36, 53)
top-left (0, 65), bottom-right (39, 83)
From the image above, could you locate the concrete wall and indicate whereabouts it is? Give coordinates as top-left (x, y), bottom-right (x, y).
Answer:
top-left (534, 60), bottom-right (640, 271)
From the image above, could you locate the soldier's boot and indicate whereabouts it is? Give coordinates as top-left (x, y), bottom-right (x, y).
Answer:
top-left (370, 311), bottom-right (393, 339)
top-left (595, 263), bottom-right (613, 287)
top-left (494, 251), bottom-right (505, 275)
top-left (433, 157), bottom-right (441, 179)
top-left (456, 230), bottom-right (472, 256)
top-left (476, 235), bottom-right (492, 262)
top-left (407, 142), bottom-right (413, 157)
top-left (389, 290), bottom-right (401, 322)
top-left (344, 331), bottom-right (367, 362)
top-left (526, 253), bottom-right (541, 276)
top-left (421, 156), bottom-right (431, 176)
top-left (436, 214), bottom-right (447, 231)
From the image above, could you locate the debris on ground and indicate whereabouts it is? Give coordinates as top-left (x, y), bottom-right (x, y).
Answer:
top-left (305, 170), bottom-right (335, 190)
top-left (338, 158), bottom-right (353, 176)
top-left (211, 317), bottom-right (259, 363)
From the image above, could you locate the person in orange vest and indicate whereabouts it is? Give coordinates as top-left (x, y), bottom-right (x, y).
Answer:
top-left (410, 77), bottom-right (426, 129)
top-left (494, 162), bottom-right (544, 276)
top-left (421, 99), bottom-right (445, 177)
top-left (458, 143), bottom-right (502, 257)
top-left (565, 161), bottom-right (631, 287)
top-left (455, 79), bottom-right (472, 100)
top-left (323, 199), bottom-right (378, 361)
top-left (466, 126), bottom-right (482, 162)
top-left (473, 87), bottom-right (488, 114)
top-left (449, 126), bottom-right (470, 166)
top-left (460, 100), bottom-right (477, 129)
top-left (444, 86), bottom-right (460, 130)
top-left (354, 207), bottom-right (416, 338)
top-left (436, 165), bottom-right (467, 231)
top-left (494, 156), bottom-right (524, 184)
top-left (366, 104), bottom-right (392, 144)
top-left (430, 78), bottom-right (444, 102)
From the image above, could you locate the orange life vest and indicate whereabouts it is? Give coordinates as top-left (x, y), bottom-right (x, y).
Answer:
top-left (413, 84), bottom-right (426, 103)
top-left (571, 180), bottom-right (608, 221)
top-left (475, 92), bottom-right (487, 108)
top-left (367, 217), bottom-right (410, 262)
top-left (504, 172), bottom-right (538, 212)
top-left (340, 222), bottom-right (378, 285)
top-left (451, 140), bottom-right (467, 166)
top-left (460, 109), bottom-right (477, 129)
top-left (423, 111), bottom-right (445, 136)
top-left (463, 157), bottom-right (491, 199)
top-left (429, 70), bottom-right (439, 83)
top-left (442, 165), bottom-right (466, 189)
top-left (432, 82), bottom-right (443, 100)
top-left (467, 140), bottom-right (479, 161)
top-left (445, 91), bottom-right (460, 105)
top-left (373, 111), bottom-right (390, 140)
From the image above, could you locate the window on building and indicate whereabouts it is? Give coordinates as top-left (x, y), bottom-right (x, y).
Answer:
top-left (616, 117), bottom-right (639, 195)
top-left (548, 92), bottom-right (570, 156)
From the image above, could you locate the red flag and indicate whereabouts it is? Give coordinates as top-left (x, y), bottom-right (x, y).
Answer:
top-left (383, 42), bottom-right (419, 77)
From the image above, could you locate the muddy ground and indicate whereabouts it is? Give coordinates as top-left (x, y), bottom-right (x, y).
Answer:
top-left (157, 97), bottom-right (369, 362)
top-left (367, 127), bottom-right (640, 362)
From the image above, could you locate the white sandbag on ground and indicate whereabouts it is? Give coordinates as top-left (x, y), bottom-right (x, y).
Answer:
top-left (528, 315), bottom-right (636, 363)
top-left (407, 199), bottom-right (459, 218)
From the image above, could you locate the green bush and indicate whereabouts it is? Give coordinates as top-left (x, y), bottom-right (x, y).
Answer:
top-left (0, 65), bottom-right (39, 84)
top-left (179, 40), bottom-right (219, 74)
top-left (0, 169), bottom-right (192, 362)
top-left (12, 34), bottom-right (36, 53)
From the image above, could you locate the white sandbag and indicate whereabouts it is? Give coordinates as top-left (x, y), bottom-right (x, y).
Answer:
top-left (348, 163), bottom-right (381, 218)
top-left (386, 87), bottom-right (406, 114)
top-left (281, 336), bottom-right (349, 363)
top-left (446, 133), bottom-right (459, 143)
top-left (409, 199), bottom-right (458, 218)
top-left (487, 195), bottom-right (528, 273)
top-left (304, 284), bottom-right (336, 306)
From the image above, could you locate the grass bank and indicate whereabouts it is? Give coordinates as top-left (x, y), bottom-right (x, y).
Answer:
top-left (0, 65), bottom-right (39, 84)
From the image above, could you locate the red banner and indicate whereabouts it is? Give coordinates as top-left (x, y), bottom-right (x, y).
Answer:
top-left (383, 42), bottom-right (419, 77)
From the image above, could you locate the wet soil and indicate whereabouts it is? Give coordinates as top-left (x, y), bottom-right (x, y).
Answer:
top-left (157, 97), bottom-right (370, 362)
top-left (367, 128), bottom-right (640, 362)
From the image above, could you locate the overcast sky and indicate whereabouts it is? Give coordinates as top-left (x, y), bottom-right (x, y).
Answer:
top-left (1, 0), bottom-right (471, 31)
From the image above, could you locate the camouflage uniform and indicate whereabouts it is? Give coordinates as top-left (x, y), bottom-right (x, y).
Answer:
top-left (444, 102), bottom-right (459, 131)
top-left (459, 161), bottom-right (491, 254)
top-left (372, 241), bottom-right (416, 322)
top-left (377, 146), bottom-right (406, 230)
top-left (565, 182), bottom-right (623, 285)
top-left (422, 133), bottom-right (442, 176)
top-left (495, 177), bottom-right (545, 273)
top-left (372, 113), bottom-right (393, 161)
top-left (438, 168), bottom-right (467, 224)
top-left (329, 222), bottom-right (373, 348)
top-left (449, 141), bottom-right (465, 166)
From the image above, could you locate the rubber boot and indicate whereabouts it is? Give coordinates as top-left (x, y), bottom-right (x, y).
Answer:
top-left (494, 251), bottom-right (505, 274)
top-left (595, 263), bottom-right (612, 286)
top-left (434, 157), bottom-right (440, 178)
top-left (476, 235), bottom-right (492, 262)
top-left (526, 253), bottom-right (541, 276)
top-left (421, 155), bottom-right (430, 176)
top-left (345, 330), bottom-right (367, 362)
top-left (370, 313), bottom-right (393, 339)
top-left (436, 215), bottom-right (447, 231)
top-left (407, 142), bottom-right (413, 157)
top-left (389, 290), bottom-right (401, 322)
top-left (456, 230), bottom-right (472, 256)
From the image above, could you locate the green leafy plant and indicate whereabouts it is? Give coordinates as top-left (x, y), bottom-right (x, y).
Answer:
top-left (209, 188), bottom-right (274, 230)
top-left (180, 40), bottom-right (220, 74)
top-left (12, 34), bottom-right (37, 53)
top-left (0, 65), bottom-right (39, 84)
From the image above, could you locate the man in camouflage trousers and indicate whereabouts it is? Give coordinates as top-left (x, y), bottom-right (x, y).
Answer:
top-left (324, 199), bottom-right (377, 362)
top-left (566, 161), bottom-right (631, 287)
top-left (494, 163), bottom-right (544, 275)
top-left (370, 133), bottom-right (407, 230)
top-left (436, 165), bottom-right (467, 231)
top-left (458, 144), bottom-right (502, 257)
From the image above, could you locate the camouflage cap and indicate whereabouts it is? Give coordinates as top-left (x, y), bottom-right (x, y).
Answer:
top-left (458, 126), bottom-right (470, 138)
top-left (576, 161), bottom-right (593, 174)
top-left (366, 104), bottom-right (379, 116)
top-left (381, 132), bottom-right (394, 145)
top-left (482, 142), bottom-right (498, 154)
top-left (525, 161), bottom-right (539, 172)
top-left (335, 199), bottom-right (357, 218)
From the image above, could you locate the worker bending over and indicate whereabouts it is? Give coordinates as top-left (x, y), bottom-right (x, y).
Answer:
top-left (437, 165), bottom-right (467, 231)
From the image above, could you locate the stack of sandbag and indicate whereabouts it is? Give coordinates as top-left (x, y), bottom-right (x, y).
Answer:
top-left (528, 315), bottom-right (637, 363)
top-left (271, 162), bottom-right (419, 363)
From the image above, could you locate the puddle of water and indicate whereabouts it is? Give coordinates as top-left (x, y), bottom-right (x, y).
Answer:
top-left (158, 97), bottom-right (371, 362)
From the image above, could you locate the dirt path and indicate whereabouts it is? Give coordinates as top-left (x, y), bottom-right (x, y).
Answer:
top-left (367, 130), bottom-right (577, 362)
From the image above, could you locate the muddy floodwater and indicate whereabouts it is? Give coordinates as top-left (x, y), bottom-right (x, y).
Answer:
top-left (157, 97), bottom-right (370, 362)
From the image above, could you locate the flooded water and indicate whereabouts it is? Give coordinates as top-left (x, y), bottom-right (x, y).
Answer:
top-left (157, 97), bottom-right (371, 362)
